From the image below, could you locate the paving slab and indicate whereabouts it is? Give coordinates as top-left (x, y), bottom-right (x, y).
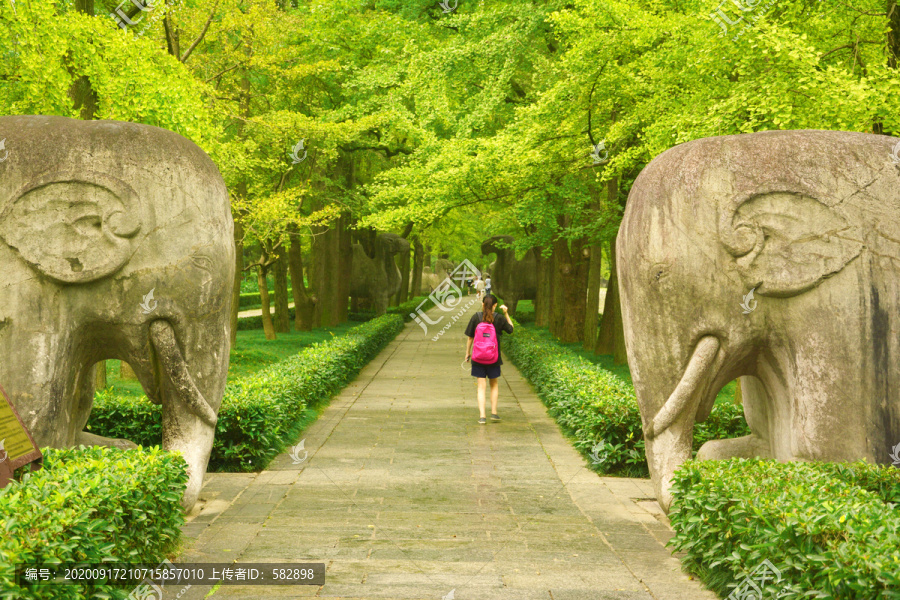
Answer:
top-left (169, 301), bottom-right (716, 599)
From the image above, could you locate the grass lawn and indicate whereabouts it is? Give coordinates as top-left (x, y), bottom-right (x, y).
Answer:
top-left (512, 299), bottom-right (739, 404)
top-left (100, 322), bottom-right (360, 399)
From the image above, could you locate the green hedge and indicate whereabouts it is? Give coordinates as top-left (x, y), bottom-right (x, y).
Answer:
top-left (389, 295), bottom-right (438, 322)
top-left (345, 295), bottom-right (439, 323)
top-left (0, 446), bottom-right (187, 600)
top-left (503, 321), bottom-right (749, 476)
top-left (236, 307), bottom-right (296, 330)
top-left (669, 459), bottom-right (900, 599)
top-left (88, 314), bottom-right (405, 472)
top-left (237, 295), bottom-right (439, 329)
top-left (238, 288), bottom-right (294, 310)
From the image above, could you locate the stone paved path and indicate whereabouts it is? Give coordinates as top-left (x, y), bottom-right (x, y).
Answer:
top-left (174, 301), bottom-right (716, 600)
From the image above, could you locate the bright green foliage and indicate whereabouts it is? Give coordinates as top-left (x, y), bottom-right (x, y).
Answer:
top-left (227, 324), bottom-right (362, 379)
top-left (504, 318), bottom-right (749, 476)
top-left (669, 459), bottom-right (900, 599)
top-left (0, 447), bottom-right (187, 600)
top-left (0, 0), bottom-right (219, 146)
top-left (359, 0), bottom-right (900, 254)
top-left (88, 314), bottom-right (405, 471)
top-left (4, 0), bottom-right (899, 257)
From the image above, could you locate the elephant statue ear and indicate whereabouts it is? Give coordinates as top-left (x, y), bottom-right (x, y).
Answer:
top-left (718, 192), bottom-right (862, 297)
top-left (0, 172), bottom-right (142, 283)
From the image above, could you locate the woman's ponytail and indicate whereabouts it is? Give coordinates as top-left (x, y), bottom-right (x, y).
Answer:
top-left (482, 295), bottom-right (496, 323)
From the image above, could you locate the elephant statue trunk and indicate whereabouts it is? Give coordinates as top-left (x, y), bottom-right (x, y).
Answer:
top-left (618, 129), bottom-right (900, 513)
top-left (0, 115), bottom-right (234, 511)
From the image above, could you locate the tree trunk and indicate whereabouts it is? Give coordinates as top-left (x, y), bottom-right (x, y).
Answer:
top-left (311, 221), bottom-right (343, 328)
top-left (594, 177), bottom-right (627, 364)
top-left (119, 361), bottom-right (138, 380)
top-left (411, 238), bottom-right (424, 298)
top-left (310, 223), bottom-right (328, 328)
top-left (273, 249), bottom-right (291, 333)
top-left (555, 237), bottom-right (588, 344)
top-left (337, 214), bottom-right (352, 323)
top-left (257, 264), bottom-right (277, 340)
top-left (326, 221), bottom-right (343, 326)
top-left (288, 228), bottom-right (316, 331)
top-left (69, 0), bottom-right (98, 120)
top-left (94, 361), bottom-right (107, 390)
top-left (395, 247), bottom-right (411, 305)
top-left (888, 0), bottom-right (900, 69)
top-left (395, 223), bottom-right (414, 305)
top-left (582, 181), bottom-right (605, 348)
top-left (548, 241), bottom-right (566, 338)
top-left (534, 249), bottom-right (551, 328)
top-left (230, 214), bottom-right (244, 348)
top-left (595, 235), bottom-right (626, 364)
top-left (583, 243), bottom-right (603, 350)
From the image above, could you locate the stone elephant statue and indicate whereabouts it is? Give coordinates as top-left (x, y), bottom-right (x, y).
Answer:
top-left (0, 115), bottom-right (234, 511)
top-left (617, 130), bottom-right (900, 513)
top-left (420, 258), bottom-right (453, 293)
top-left (350, 232), bottom-right (410, 315)
top-left (481, 235), bottom-right (537, 314)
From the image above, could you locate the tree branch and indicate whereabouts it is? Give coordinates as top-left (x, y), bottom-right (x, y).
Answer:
top-left (180, 0), bottom-right (220, 63)
top-left (339, 143), bottom-right (413, 158)
top-left (205, 63), bottom-right (241, 83)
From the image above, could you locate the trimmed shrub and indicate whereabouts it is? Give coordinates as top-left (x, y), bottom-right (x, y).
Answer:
top-left (236, 294), bottom-right (440, 329)
top-left (88, 314), bottom-right (405, 472)
top-left (669, 459), bottom-right (900, 599)
top-left (0, 446), bottom-right (187, 599)
top-left (346, 295), bottom-right (440, 324)
top-left (238, 288), bottom-right (294, 310)
top-left (388, 295), bottom-right (436, 321)
top-left (503, 321), bottom-right (749, 476)
top-left (235, 307), bottom-right (297, 331)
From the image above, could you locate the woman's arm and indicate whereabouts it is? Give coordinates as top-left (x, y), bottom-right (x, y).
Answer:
top-left (501, 305), bottom-right (513, 332)
top-left (465, 336), bottom-right (473, 360)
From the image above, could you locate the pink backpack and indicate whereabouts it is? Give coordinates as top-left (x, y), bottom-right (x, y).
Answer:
top-left (472, 316), bottom-right (499, 364)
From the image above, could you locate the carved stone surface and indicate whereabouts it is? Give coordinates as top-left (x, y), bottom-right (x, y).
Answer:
top-left (617, 130), bottom-right (900, 512)
top-left (481, 235), bottom-right (537, 314)
top-left (420, 259), bottom-right (455, 294)
top-left (350, 232), bottom-right (410, 315)
top-left (0, 115), bottom-right (234, 511)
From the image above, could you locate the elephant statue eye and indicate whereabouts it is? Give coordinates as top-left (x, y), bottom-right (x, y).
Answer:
top-left (190, 255), bottom-right (213, 272)
top-left (648, 263), bottom-right (670, 287)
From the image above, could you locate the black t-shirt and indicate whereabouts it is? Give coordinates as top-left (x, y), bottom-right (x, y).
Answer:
top-left (465, 312), bottom-right (514, 365)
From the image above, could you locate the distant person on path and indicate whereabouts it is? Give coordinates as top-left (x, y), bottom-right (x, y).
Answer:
top-left (464, 294), bottom-right (513, 424)
top-left (484, 274), bottom-right (492, 295)
top-left (474, 276), bottom-right (485, 299)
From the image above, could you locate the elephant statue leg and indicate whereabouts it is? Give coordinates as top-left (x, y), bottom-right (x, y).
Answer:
top-left (507, 295), bottom-right (519, 316)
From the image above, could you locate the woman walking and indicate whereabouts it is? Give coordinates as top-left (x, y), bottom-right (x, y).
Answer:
top-left (464, 295), bottom-right (514, 424)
